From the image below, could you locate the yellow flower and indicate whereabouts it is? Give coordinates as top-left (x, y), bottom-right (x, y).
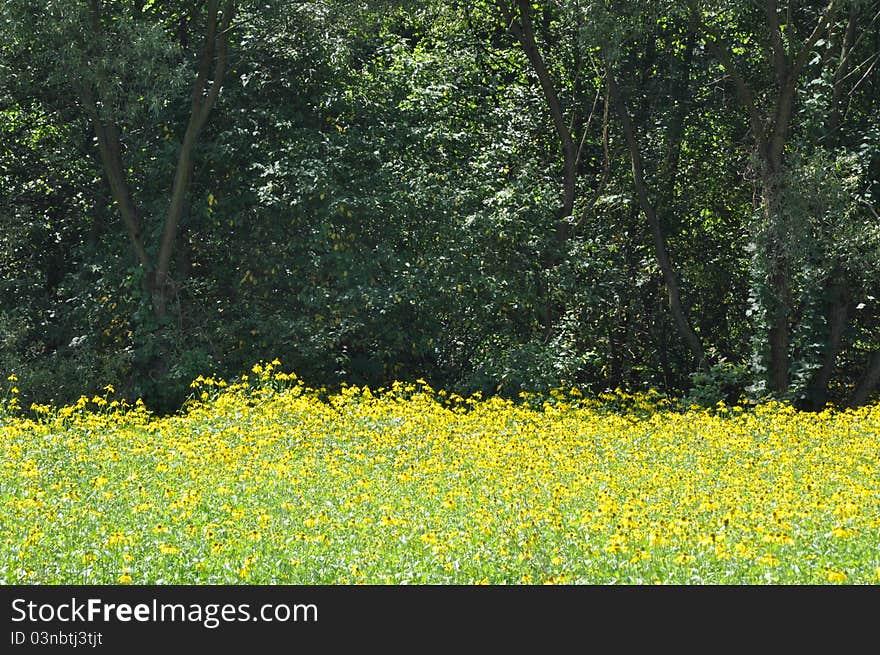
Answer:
top-left (674, 552), bottom-right (695, 564)
top-left (604, 534), bottom-right (627, 553)
top-left (117, 573), bottom-right (132, 584)
top-left (829, 526), bottom-right (854, 539)
top-left (825, 569), bottom-right (847, 583)
top-left (763, 532), bottom-right (794, 546)
top-left (4, 364), bottom-right (880, 584)
top-left (107, 532), bottom-right (127, 547)
top-left (629, 550), bottom-right (652, 564)
top-left (648, 533), bottom-right (668, 547)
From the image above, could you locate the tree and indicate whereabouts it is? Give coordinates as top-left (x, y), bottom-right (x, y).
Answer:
top-left (80, 0), bottom-right (236, 322)
top-left (599, 3), bottom-right (709, 370)
top-left (698, 0), bottom-right (839, 395)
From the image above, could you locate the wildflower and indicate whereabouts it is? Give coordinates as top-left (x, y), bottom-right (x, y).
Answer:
top-left (674, 552), bottom-right (695, 564)
top-left (829, 526), bottom-right (854, 539)
top-left (107, 532), bottom-right (127, 547)
top-left (604, 534), bottom-right (627, 553)
top-left (825, 569), bottom-right (847, 583)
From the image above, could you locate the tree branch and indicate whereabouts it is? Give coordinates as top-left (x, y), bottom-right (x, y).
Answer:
top-left (79, 2), bottom-right (150, 271)
top-left (190, 0), bottom-right (220, 118)
top-left (700, 22), bottom-right (768, 155)
top-left (608, 74), bottom-right (707, 369)
top-left (765, 0), bottom-right (789, 82)
top-left (79, 86), bottom-right (151, 270)
top-left (196, 0), bottom-right (236, 128)
top-left (154, 0), bottom-right (236, 315)
top-left (500, 0), bottom-right (576, 223)
top-left (791, 0), bottom-right (838, 77)
top-left (825, 5), bottom-right (858, 142)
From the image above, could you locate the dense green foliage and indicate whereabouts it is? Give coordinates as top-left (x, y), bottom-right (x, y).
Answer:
top-left (1, 0), bottom-right (878, 412)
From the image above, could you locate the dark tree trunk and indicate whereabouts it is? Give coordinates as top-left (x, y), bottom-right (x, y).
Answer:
top-left (762, 177), bottom-right (792, 395)
top-left (700, 1), bottom-right (838, 395)
top-left (498, 0), bottom-right (578, 334)
top-left (609, 75), bottom-right (708, 370)
top-left (805, 282), bottom-right (849, 408)
top-left (80, 0), bottom-right (235, 323)
top-left (849, 350), bottom-right (880, 407)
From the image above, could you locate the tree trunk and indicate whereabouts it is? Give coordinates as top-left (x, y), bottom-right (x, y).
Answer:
top-left (80, 0), bottom-right (234, 323)
top-left (609, 75), bottom-right (707, 370)
top-left (152, 0), bottom-right (234, 319)
top-left (152, 124), bottom-right (199, 318)
top-left (806, 282), bottom-right (848, 408)
top-left (762, 177), bottom-right (791, 395)
top-left (849, 350), bottom-right (880, 407)
top-left (802, 8), bottom-right (859, 406)
top-left (700, 1), bottom-right (838, 396)
top-left (506, 0), bottom-right (577, 224)
top-left (498, 0), bottom-right (577, 335)
top-left (824, 5), bottom-right (858, 142)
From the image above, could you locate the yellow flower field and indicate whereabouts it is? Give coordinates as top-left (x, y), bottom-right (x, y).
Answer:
top-left (2, 363), bottom-right (879, 584)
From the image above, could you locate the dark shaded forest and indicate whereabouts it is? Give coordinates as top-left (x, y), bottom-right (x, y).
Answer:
top-left (1, 0), bottom-right (878, 412)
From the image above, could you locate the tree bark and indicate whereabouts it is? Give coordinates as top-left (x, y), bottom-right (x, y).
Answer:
top-left (760, 174), bottom-right (792, 394)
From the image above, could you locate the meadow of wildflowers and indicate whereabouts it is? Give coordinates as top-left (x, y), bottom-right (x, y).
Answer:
top-left (2, 363), bottom-right (878, 584)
